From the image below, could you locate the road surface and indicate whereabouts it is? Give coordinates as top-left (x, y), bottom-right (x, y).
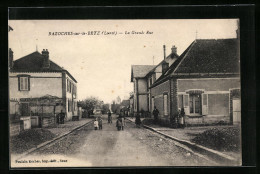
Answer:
top-left (13, 115), bottom-right (214, 167)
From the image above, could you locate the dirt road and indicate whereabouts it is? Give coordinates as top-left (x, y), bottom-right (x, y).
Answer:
top-left (13, 115), bottom-right (214, 167)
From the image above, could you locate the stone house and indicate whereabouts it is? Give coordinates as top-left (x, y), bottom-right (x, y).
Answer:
top-left (9, 49), bottom-right (78, 131)
top-left (150, 38), bottom-right (240, 126)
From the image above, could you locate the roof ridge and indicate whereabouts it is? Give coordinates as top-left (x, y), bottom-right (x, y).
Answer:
top-left (172, 41), bottom-right (196, 74)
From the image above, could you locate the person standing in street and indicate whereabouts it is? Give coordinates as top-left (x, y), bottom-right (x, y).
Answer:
top-left (135, 113), bottom-right (141, 128)
top-left (179, 108), bottom-right (185, 128)
top-left (108, 110), bottom-right (112, 123)
top-left (94, 118), bottom-right (99, 130)
top-left (153, 106), bottom-right (159, 123)
top-left (116, 117), bottom-right (122, 131)
top-left (98, 116), bottom-right (103, 130)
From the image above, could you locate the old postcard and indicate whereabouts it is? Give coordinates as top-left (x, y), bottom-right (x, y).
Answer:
top-left (8, 19), bottom-right (241, 168)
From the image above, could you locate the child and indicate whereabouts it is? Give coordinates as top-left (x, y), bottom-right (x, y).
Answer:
top-left (98, 117), bottom-right (103, 130)
top-left (94, 118), bottom-right (98, 130)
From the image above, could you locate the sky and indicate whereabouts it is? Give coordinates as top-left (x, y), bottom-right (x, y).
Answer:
top-left (8, 19), bottom-right (238, 103)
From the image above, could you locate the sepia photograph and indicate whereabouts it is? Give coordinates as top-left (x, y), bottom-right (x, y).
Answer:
top-left (8, 19), bottom-right (242, 168)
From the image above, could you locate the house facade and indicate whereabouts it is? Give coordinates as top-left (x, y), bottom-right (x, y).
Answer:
top-left (131, 65), bottom-right (155, 114)
top-left (130, 45), bottom-right (179, 116)
top-left (150, 39), bottom-right (240, 126)
top-left (9, 49), bottom-right (78, 131)
top-left (146, 45), bottom-right (179, 114)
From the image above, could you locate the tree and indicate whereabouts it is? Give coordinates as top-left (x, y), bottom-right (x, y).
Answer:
top-left (78, 96), bottom-right (99, 111)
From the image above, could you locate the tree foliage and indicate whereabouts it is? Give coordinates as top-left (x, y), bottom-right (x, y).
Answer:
top-left (78, 96), bottom-right (100, 111)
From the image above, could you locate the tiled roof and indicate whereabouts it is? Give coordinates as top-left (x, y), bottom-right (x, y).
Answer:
top-left (131, 65), bottom-right (156, 81)
top-left (12, 51), bottom-right (63, 72)
top-left (11, 51), bottom-right (77, 82)
top-left (174, 39), bottom-right (239, 74)
top-left (150, 38), bottom-right (239, 88)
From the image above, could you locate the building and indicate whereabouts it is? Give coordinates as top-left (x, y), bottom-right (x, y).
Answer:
top-left (131, 65), bottom-right (155, 114)
top-left (130, 45), bottom-right (179, 115)
top-left (9, 49), bottom-right (78, 130)
top-left (150, 38), bottom-right (240, 126)
top-left (146, 45), bottom-right (179, 113)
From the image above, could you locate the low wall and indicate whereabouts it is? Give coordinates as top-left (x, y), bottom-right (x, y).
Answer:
top-left (185, 115), bottom-right (230, 126)
top-left (42, 116), bottom-right (55, 128)
top-left (10, 121), bottom-right (21, 136)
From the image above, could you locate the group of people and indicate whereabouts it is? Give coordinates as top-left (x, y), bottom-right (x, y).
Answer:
top-left (116, 109), bottom-right (126, 131)
top-left (153, 106), bottom-right (185, 128)
top-left (94, 116), bottom-right (103, 130)
top-left (93, 109), bottom-right (126, 131)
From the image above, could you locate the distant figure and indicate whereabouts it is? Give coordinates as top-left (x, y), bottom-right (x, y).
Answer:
top-left (94, 118), bottom-right (99, 130)
top-left (108, 110), bottom-right (112, 123)
top-left (153, 106), bottom-right (159, 123)
top-left (179, 108), bottom-right (185, 128)
top-left (116, 117), bottom-right (122, 131)
top-left (135, 113), bottom-right (141, 127)
top-left (98, 117), bottom-right (103, 130)
top-left (60, 110), bottom-right (65, 124)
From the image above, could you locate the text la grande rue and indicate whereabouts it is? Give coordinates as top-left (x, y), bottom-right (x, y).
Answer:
top-left (125, 31), bottom-right (153, 34)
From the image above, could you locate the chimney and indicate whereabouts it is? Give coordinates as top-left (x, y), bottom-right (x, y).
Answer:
top-left (9, 48), bottom-right (13, 69)
top-left (42, 49), bottom-right (50, 69)
top-left (163, 45), bottom-right (166, 60)
top-left (171, 45), bottom-right (177, 54)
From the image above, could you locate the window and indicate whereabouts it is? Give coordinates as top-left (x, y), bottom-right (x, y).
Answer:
top-left (67, 79), bottom-right (70, 92)
top-left (69, 81), bottom-right (72, 93)
top-left (19, 76), bottom-right (30, 91)
top-left (150, 77), bottom-right (153, 86)
top-left (163, 94), bottom-right (168, 115)
top-left (189, 94), bottom-right (201, 114)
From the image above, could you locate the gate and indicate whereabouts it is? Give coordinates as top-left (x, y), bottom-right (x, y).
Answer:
top-left (232, 99), bottom-right (241, 124)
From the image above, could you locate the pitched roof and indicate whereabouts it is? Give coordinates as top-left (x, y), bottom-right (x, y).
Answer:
top-left (174, 39), bottom-right (239, 74)
top-left (11, 51), bottom-right (77, 82)
top-left (150, 38), bottom-right (239, 88)
top-left (131, 65), bottom-right (156, 82)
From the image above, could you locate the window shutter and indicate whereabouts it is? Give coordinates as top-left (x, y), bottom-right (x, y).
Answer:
top-left (18, 77), bottom-right (21, 91)
top-left (183, 94), bottom-right (190, 115)
top-left (28, 77), bottom-right (30, 91)
top-left (178, 95), bottom-right (183, 109)
top-left (202, 94), bottom-right (208, 115)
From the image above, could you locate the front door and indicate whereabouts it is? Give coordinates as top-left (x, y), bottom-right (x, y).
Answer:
top-left (189, 94), bottom-right (201, 115)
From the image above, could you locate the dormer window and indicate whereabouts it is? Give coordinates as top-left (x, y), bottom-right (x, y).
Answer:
top-left (18, 75), bottom-right (30, 91)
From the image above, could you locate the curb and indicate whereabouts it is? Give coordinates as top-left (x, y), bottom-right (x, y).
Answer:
top-left (126, 118), bottom-right (238, 165)
top-left (15, 119), bottom-right (94, 160)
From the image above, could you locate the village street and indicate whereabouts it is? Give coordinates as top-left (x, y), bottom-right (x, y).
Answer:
top-left (14, 114), bottom-right (215, 167)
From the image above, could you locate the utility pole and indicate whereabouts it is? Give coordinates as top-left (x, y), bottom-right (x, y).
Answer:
top-left (152, 56), bottom-right (154, 65)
